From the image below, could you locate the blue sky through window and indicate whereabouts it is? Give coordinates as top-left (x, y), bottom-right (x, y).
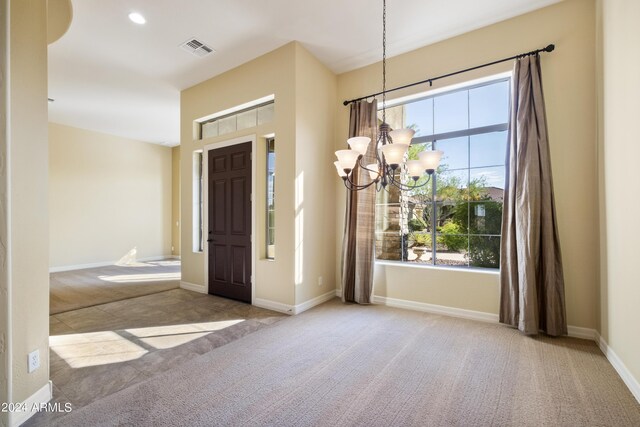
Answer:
top-left (469, 81), bottom-right (510, 128)
top-left (402, 80), bottom-right (509, 189)
top-left (405, 98), bottom-right (433, 136)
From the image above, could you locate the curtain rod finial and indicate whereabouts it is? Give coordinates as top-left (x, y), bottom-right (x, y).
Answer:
top-left (343, 100), bottom-right (350, 106)
top-left (544, 44), bottom-right (555, 52)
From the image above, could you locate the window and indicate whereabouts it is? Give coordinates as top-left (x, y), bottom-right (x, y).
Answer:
top-left (192, 151), bottom-right (203, 252)
top-left (199, 102), bottom-right (274, 140)
top-left (266, 138), bottom-right (275, 259)
top-left (376, 78), bottom-right (509, 269)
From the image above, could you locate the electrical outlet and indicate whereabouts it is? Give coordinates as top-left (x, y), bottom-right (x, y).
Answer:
top-left (28, 349), bottom-right (40, 373)
top-left (318, 276), bottom-right (323, 286)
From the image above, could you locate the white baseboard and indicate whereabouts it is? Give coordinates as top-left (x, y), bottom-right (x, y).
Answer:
top-left (9, 381), bottom-right (52, 427)
top-left (372, 295), bottom-right (600, 342)
top-left (567, 325), bottom-right (598, 341)
top-left (179, 281), bottom-right (207, 294)
top-left (335, 288), bottom-right (342, 298)
top-left (597, 334), bottom-right (640, 403)
top-left (50, 255), bottom-right (177, 273)
top-left (254, 298), bottom-right (294, 315)
top-left (50, 260), bottom-right (114, 273)
top-left (293, 290), bottom-right (336, 315)
top-left (373, 295), bottom-right (500, 323)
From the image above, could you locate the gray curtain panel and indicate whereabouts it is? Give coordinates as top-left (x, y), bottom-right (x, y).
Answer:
top-left (499, 55), bottom-right (567, 336)
top-left (341, 100), bottom-right (378, 304)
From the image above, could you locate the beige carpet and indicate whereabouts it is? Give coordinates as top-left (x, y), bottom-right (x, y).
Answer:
top-left (50, 260), bottom-right (181, 314)
top-left (51, 299), bottom-right (640, 426)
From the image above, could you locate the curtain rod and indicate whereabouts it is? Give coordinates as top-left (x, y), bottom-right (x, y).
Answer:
top-left (342, 43), bottom-right (555, 106)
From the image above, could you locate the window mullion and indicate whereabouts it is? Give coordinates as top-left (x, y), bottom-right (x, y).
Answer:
top-left (431, 154), bottom-right (437, 265)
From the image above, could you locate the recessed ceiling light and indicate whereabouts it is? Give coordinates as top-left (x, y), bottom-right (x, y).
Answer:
top-left (128, 12), bottom-right (146, 25)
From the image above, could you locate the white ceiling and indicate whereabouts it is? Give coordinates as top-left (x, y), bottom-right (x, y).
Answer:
top-left (48, 0), bottom-right (560, 146)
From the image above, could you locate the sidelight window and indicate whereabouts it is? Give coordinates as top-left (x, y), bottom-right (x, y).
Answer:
top-left (266, 138), bottom-right (275, 259)
top-left (192, 151), bottom-right (204, 253)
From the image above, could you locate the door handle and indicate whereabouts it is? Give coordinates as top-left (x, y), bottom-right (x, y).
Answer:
top-left (207, 238), bottom-right (214, 243)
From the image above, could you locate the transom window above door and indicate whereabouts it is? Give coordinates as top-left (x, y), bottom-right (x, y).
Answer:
top-left (198, 101), bottom-right (274, 140)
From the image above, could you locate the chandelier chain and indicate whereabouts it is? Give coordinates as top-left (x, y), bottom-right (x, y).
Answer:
top-left (382, 0), bottom-right (386, 125)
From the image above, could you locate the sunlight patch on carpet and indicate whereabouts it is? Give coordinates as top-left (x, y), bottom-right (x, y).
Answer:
top-left (126, 320), bottom-right (245, 349)
top-left (50, 320), bottom-right (244, 367)
top-left (50, 331), bottom-right (148, 368)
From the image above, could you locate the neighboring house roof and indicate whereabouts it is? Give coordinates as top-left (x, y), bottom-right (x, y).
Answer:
top-left (484, 186), bottom-right (504, 201)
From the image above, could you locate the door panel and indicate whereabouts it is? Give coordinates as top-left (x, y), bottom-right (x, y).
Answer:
top-left (212, 245), bottom-right (227, 282)
top-left (212, 155), bottom-right (226, 173)
top-left (231, 152), bottom-right (246, 170)
top-left (230, 245), bottom-right (247, 286)
top-left (207, 142), bottom-right (252, 303)
top-left (230, 177), bottom-right (247, 234)
top-left (212, 180), bottom-right (226, 234)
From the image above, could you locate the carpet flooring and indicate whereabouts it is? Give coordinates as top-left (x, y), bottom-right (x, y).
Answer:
top-left (26, 289), bottom-right (285, 426)
top-left (50, 260), bottom-right (181, 314)
top-left (50, 299), bottom-right (640, 426)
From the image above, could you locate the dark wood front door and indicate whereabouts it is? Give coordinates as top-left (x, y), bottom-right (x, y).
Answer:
top-left (207, 142), bottom-right (252, 303)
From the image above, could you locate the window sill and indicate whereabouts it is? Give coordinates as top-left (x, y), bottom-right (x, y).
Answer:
top-left (374, 260), bottom-right (500, 275)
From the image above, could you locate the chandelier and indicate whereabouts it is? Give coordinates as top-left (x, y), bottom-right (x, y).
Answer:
top-left (334, 0), bottom-right (443, 191)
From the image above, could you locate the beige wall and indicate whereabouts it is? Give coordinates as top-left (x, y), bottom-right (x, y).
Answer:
top-left (0, 0), bottom-right (50, 419)
top-left (181, 42), bottom-right (297, 305)
top-left (293, 44), bottom-right (338, 304)
top-left (9, 0), bottom-right (50, 407)
top-left (0, 0), bottom-right (9, 418)
top-left (336, 0), bottom-right (599, 328)
top-left (49, 123), bottom-right (172, 268)
top-left (172, 146), bottom-right (181, 256)
top-left (598, 0), bottom-right (640, 389)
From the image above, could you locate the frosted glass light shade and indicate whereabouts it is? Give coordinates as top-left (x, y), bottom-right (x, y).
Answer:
top-left (406, 160), bottom-right (425, 179)
top-left (335, 149), bottom-right (360, 172)
top-left (381, 144), bottom-right (408, 167)
top-left (389, 128), bottom-right (415, 146)
top-left (347, 137), bottom-right (371, 156)
top-left (366, 163), bottom-right (379, 180)
top-left (334, 161), bottom-right (347, 177)
top-left (418, 150), bottom-right (443, 172)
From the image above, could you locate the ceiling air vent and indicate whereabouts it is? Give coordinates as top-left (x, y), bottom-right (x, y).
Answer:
top-left (180, 37), bottom-right (215, 58)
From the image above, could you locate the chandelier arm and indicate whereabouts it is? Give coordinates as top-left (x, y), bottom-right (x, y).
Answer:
top-left (341, 162), bottom-right (380, 190)
top-left (357, 157), bottom-right (382, 181)
top-left (342, 173), bottom-right (361, 188)
top-left (375, 144), bottom-right (385, 169)
top-left (387, 172), bottom-right (433, 192)
top-left (342, 176), bottom-right (379, 191)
